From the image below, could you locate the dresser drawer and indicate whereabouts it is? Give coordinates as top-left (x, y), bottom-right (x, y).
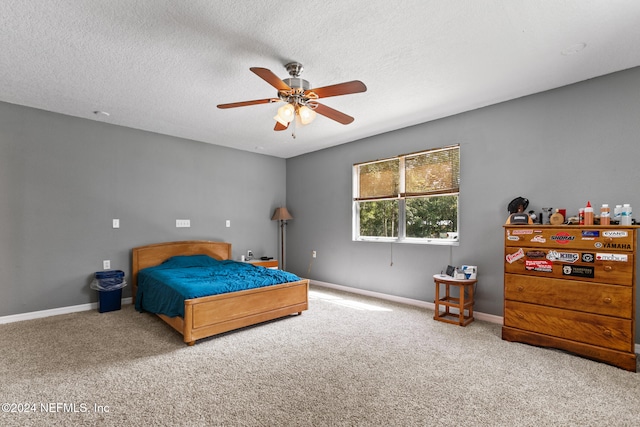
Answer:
top-left (504, 300), bottom-right (633, 352)
top-left (505, 274), bottom-right (632, 318)
top-left (505, 227), bottom-right (635, 252)
top-left (505, 246), bottom-right (633, 286)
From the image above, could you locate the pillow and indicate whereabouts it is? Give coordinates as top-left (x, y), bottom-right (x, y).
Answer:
top-left (157, 254), bottom-right (221, 269)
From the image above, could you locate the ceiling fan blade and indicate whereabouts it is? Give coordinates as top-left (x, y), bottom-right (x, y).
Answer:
top-left (313, 102), bottom-right (355, 125)
top-left (274, 121), bottom-right (289, 131)
top-left (306, 80), bottom-right (367, 99)
top-left (250, 67), bottom-right (291, 91)
top-left (217, 98), bottom-right (279, 109)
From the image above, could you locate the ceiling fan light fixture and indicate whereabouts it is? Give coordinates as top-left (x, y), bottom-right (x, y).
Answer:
top-left (273, 114), bottom-right (289, 127)
top-left (219, 62), bottom-right (366, 134)
top-left (275, 103), bottom-right (295, 125)
top-left (298, 105), bottom-right (316, 125)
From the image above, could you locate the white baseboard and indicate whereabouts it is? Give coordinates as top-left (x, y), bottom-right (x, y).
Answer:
top-left (3, 284), bottom-right (639, 356)
top-left (309, 280), bottom-right (639, 354)
top-left (0, 297), bottom-right (132, 325)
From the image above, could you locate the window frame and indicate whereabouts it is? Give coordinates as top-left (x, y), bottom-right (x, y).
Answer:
top-left (352, 145), bottom-right (460, 246)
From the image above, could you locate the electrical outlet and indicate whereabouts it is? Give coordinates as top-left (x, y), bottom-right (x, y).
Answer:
top-left (312, 250), bottom-right (317, 258)
top-left (103, 260), bottom-right (111, 270)
top-left (176, 219), bottom-right (191, 228)
top-left (112, 219), bottom-right (120, 228)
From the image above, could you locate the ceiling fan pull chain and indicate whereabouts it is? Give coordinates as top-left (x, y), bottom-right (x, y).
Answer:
top-left (291, 115), bottom-right (297, 139)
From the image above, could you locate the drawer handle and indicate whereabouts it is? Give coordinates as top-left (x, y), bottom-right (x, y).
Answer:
top-left (516, 313), bottom-right (524, 319)
top-left (603, 265), bottom-right (613, 272)
top-left (517, 286), bottom-right (524, 292)
top-left (604, 237), bottom-right (613, 243)
top-left (603, 297), bottom-right (612, 304)
top-left (603, 329), bottom-right (612, 337)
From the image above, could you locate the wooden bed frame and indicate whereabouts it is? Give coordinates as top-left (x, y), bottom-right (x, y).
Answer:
top-left (132, 240), bottom-right (309, 345)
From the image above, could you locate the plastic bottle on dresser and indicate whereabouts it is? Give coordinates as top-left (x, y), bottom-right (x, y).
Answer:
top-left (579, 208), bottom-right (585, 225)
top-left (614, 205), bottom-right (622, 223)
top-left (583, 201), bottom-right (594, 226)
top-left (600, 204), bottom-right (610, 225)
top-left (620, 203), bottom-right (633, 225)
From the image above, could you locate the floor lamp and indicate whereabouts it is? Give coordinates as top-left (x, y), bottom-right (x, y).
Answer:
top-left (271, 207), bottom-right (293, 270)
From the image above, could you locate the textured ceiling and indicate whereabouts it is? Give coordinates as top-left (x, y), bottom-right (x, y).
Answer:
top-left (2, 1), bottom-right (640, 158)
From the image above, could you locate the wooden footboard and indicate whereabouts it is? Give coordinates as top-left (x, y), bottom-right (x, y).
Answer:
top-left (132, 240), bottom-right (309, 345)
top-left (181, 279), bottom-right (308, 345)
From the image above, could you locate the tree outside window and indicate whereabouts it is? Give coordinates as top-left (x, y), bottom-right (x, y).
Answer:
top-left (353, 145), bottom-right (460, 244)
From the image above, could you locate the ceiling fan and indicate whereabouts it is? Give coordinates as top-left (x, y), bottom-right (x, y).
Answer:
top-left (217, 62), bottom-right (367, 133)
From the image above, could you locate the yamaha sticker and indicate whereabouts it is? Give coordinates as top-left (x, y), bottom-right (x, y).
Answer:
top-left (562, 265), bottom-right (594, 278)
top-left (601, 242), bottom-right (632, 250)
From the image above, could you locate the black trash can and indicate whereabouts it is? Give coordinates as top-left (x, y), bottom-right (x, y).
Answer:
top-left (90, 270), bottom-right (127, 313)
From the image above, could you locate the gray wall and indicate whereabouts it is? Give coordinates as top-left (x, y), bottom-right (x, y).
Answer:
top-left (0, 102), bottom-right (286, 316)
top-left (285, 67), bottom-right (640, 341)
top-left (3, 66), bottom-right (640, 344)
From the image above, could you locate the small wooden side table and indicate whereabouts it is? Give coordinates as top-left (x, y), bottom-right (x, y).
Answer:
top-left (433, 274), bottom-right (477, 326)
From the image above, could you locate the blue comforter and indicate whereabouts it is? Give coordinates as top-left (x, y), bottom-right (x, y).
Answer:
top-left (134, 255), bottom-right (302, 318)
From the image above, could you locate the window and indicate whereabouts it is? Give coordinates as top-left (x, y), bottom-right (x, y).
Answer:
top-left (353, 145), bottom-right (460, 245)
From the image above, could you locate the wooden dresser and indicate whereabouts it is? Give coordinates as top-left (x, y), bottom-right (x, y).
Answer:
top-left (503, 225), bottom-right (637, 371)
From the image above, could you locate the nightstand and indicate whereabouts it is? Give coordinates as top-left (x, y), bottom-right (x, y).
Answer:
top-left (433, 274), bottom-right (476, 326)
top-left (246, 259), bottom-right (279, 269)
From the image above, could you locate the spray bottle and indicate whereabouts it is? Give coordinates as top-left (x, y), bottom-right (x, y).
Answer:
top-left (584, 201), bottom-right (594, 226)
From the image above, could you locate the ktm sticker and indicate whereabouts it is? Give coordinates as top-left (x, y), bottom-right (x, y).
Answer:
top-left (596, 253), bottom-right (628, 262)
top-left (525, 260), bottom-right (553, 272)
top-left (506, 248), bottom-right (525, 264)
top-left (546, 250), bottom-right (579, 263)
top-left (562, 265), bottom-right (594, 278)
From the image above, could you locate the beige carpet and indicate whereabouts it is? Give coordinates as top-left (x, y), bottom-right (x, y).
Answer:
top-left (1, 285), bottom-right (639, 426)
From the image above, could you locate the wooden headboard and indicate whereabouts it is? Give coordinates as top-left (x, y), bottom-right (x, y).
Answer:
top-left (131, 240), bottom-right (232, 302)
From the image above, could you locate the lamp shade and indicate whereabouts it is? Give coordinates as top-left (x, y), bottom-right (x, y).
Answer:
top-left (274, 103), bottom-right (295, 125)
top-left (298, 105), bottom-right (316, 125)
top-left (271, 207), bottom-right (293, 221)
